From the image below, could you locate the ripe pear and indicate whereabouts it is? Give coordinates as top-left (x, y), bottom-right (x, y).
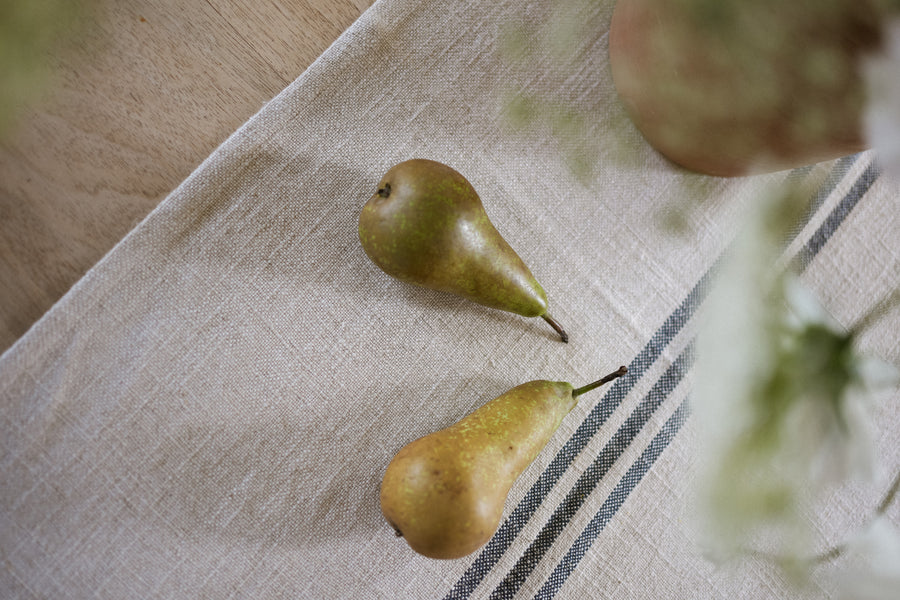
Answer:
top-left (359, 159), bottom-right (568, 342)
top-left (380, 366), bottom-right (628, 559)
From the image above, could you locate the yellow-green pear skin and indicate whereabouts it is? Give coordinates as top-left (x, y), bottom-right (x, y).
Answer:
top-left (380, 380), bottom-right (576, 560)
top-left (359, 159), bottom-right (557, 324)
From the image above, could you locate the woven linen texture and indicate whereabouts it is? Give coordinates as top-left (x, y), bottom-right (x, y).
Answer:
top-left (2, 0), bottom-right (898, 598)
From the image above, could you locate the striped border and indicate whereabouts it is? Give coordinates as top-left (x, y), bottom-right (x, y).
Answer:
top-left (491, 345), bottom-right (695, 599)
top-left (530, 158), bottom-right (880, 600)
top-left (534, 398), bottom-right (691, 600)
top-left (444, 154), bottom-right (878, 600)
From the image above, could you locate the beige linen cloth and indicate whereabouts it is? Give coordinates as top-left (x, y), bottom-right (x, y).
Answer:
top-left (2, 0), bottom-right (899, 598)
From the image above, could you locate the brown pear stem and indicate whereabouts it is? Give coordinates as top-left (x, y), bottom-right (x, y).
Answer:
top-left (541, 313), bottom-right (569, 343)
top-left (572, 366), bottom-right (628, 398)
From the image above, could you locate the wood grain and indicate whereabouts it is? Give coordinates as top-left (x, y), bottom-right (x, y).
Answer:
top-left (0, 0), bottom-right (374, 353)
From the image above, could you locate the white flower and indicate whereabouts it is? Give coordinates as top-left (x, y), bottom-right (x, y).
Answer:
top-left (837, 516), bottom-right (900, 600)
top-left (783, 275), bottom-right (841, 332)
top-left (691, 191), bottom-right (898, 566)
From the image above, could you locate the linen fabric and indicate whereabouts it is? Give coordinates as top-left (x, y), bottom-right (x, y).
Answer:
top-left (2, 0), bottom-right (898, 598)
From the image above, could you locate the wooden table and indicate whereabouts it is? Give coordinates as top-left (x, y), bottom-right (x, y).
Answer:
top-left (0, 0), bottom-right (373, 353)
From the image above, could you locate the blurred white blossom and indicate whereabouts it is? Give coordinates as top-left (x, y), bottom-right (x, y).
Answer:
top-left (837, 516), bottom-right (900, 600)
top-left (692, 188), bottom-right (899, 567)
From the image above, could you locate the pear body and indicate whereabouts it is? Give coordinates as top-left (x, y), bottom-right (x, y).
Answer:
top-left (359, 159), bottom-right (549, 318)
top-left (380, 380), bottom-right (575, 559)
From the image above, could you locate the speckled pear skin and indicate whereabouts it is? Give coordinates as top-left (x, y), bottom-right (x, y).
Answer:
top-left (359, 159), bottom-right (549, 318)
top-left (380, 380), bottom-right (575, 560)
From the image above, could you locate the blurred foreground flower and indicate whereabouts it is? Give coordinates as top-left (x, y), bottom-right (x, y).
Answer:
top-left (691, 186), bottom-right (899, 572)
top-left (836, 515), bottom-right (900, 600)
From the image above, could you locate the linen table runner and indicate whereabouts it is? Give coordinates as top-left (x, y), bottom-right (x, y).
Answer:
top-left (2, 0), bottom-right (898, 598)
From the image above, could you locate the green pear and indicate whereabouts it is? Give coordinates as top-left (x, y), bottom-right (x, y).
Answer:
top-left (380, 366), bottom-right (628, 559)
top-left (359, 159), bottom-right (568, 342)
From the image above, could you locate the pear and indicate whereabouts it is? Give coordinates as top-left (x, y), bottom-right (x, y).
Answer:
top-left (380, 366), bottom-right (628, 559)
top-left (359, 159), bottom-right (568, 342)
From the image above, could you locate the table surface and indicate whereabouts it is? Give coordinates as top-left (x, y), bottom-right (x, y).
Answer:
top-left (0, 0), bottom-right (374, 354)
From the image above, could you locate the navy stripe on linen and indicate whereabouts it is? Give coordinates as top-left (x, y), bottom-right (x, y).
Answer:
top-left (794, 160), bottom-right (880, 271)
top-left (489, 346), bottom-right (695, 600)
top-left (443, 156), bottom-right (868, 600)
top-left (534, 399), bottom-right (691, 600)
top-left (444, 273), bottom-right (713, 600)
top-left (531, 159), bottom-right (879, 600)
top-left (789, 154), bottom-right (857, 242)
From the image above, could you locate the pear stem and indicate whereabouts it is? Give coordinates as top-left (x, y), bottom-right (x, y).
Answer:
top-left (572, 366), bottom-right (628, 398)
top-left (541, 314), bottom-right (569, 343)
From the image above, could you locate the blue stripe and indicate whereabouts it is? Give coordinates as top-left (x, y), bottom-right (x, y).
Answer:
top-left (534, 400), bottom-right (691, 600)
top-left (489, 346), bottom-right (695, 599)
top-left (444, 274), bottom-right (712, 600)
top-left (795, 160), bottom-right (880, 271)
top-left (531, 158), bottom-right (879, 599)
top-left (788, 154), bottom-right (857, 242)
top-left (443, 156), bottom-right (867, 600)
